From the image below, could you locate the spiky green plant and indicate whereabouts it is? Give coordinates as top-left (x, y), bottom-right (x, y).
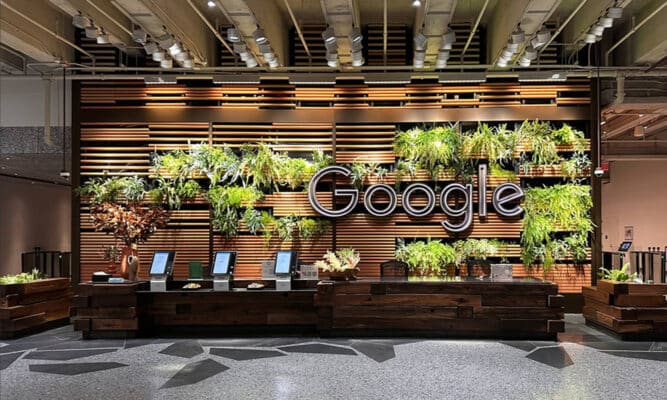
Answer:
top-left (599, 263), bottom-right (636, 282)
top-left (395, 238), bottom-right (457, 277)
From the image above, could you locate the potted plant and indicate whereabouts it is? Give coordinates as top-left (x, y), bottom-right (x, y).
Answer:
top-left (314, 248), bottom-right (360, 281)
top-left (598, 263), bottom-right (637, 283)
top-left (395, 239), bottom-right (457, 278)
top-left (453, 239), bottom-right (499, 277)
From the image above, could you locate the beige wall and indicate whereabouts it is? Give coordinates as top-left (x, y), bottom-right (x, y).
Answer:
top-left (0, 177), bottom-right (71, 275)
top-left (601, 160), bottom-right (667, 253)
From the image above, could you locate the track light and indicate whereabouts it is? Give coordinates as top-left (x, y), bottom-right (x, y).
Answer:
top-left (584, 33), bottom-right (597, 44)
top-left (207, 0), bottom-right (215, 7)
top-left (413, 32), bottom-right (427, 51)
top-left (157, 34), bottom-right (175, 50)
top-left (590, 24), bottom-right (604, 36)
top-left (132, 27), bottom-right (147, 44)
top-left (246, 58), bottom-right (258, 68)
top-left (523, 46), bottom-right (537, 60)
top-left (168, 42), bottom-right (182, 56)
top-left (258, 43), bottom-right (272, 54)
top-left (497, 58), bottom-right (508, 67)
top-left (351, 57), bottom-right (364, 67)
top-left (412, 0), bottom-right (421, 7)
top-left (321, 27), bottom-right (336, 44)
top-left (501, 49), bottom-right (514, 59)
top-left (72, 14), bottom-right (92, 29)
top-left (442, 29), bottom-right (455, 45)
top-left (511, 28), bottom-right (525, 45)
top-left (182, 58), bottom-right (194, 68)
top-left (160, 57), bottom-right (173, 69)
top-left (263, 52), bottom-right (276, 62)
top-left (607, 7), bottom-right (623, 19)
top-left (239, 52), bottom-right (251, 62)
top-left (506, 42), bottom-right (519, 53)
top-left (96, 30), bottom-right (109, 44)
top-left (227, 28), bottom-right (241, 43)
top-left (600, 17), bottom-right (613, 28)
top-left (85, 26), bottom-right (98, 39)
top-left (152, 50), bottom-right (165, 62)
top-left (253, 28), bottom-right (268, 45)
top-left (437, 51), bottom-right (449, 61)
top-left (268, 58), bottom-right (279, 68)
top-left (518, 57), bottom-right (531, 67)
top-left (327, 59), bottom-right (338, 68)
top-left (435, 59), bottom-right (447, 69)
top-left (174, 50), bottom-right (187, 62)
top-left (233, 43), bottom-right (247, 54)
top-left (531, 29), bottom-right (551, 48)
top-left (350, 27), bottom-right (363, 45)
top-left (143, 41), bottom-right (159, 55)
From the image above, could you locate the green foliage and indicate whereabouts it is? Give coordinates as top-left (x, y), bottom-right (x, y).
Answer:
top-left (207, 185), bottom-right (262, 237)
top-left (395, 159), bottom-right (417, 184)
top-left (78, 177), bottom-right (147, 205)
top-left (395, 239), bottom-right (457, 277)
top-left (149, 177), bottom-right (200, 210)
top-left (453, 239), bottom-right (500, 263)
top-left (242, 207), bottom-right (262, 234)
top-left (599, 263), bottom-right (636, 282)
top-left (190, 144), bottom-right (242, 187)
top-left (561, 151), bottom-right (591, 181)
top-left (394, 125), bottom-right (461, 180)
top-left (521, 184), bottom-right (593, 271)
top-left (154, 150), bottom-right (193, 180)
top-left (0, 269), bottom-right (42, 284)
top-left (349, 161), bottom-right (376, 189)
top-left (461, 123), bottom-right (515, 166)
top-left (489, 163), bottom-right (517, 181)
top-left (517, 120), bottom-right (561, 167)
top-left (256, 213), bottom-right (329, 244)
top-left (552, 123), bottom-right (586, 149)
top-left (242, 143), bottom-right (282, 190)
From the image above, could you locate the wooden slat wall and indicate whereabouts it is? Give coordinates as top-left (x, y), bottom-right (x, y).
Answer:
top-left (77, 79), bottom-right (591, 293)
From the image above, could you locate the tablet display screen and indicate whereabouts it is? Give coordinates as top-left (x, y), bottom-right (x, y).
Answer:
top-left (213, 251), bottom-right (233, 275)
top-left (275, 251), bottom-right (293, 275)
top-left (150, 251), bottom-right (172, 275)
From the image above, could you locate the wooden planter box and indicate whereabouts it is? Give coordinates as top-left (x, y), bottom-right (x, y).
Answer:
top-left (583, 280), bottom-right (667, 340)
top-left (0, 278), bottom-right (73, 339)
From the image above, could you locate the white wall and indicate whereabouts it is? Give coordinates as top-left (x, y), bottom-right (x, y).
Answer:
top-left (601, 160), bottom-right (667, 252)
top-left (0, 76), bottom-right (71, 127)
top-left (0, 176), bottom-right (71, 275)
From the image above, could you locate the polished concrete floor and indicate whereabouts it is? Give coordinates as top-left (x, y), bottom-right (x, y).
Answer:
top-left (1, 315), bottom-right (665, 400)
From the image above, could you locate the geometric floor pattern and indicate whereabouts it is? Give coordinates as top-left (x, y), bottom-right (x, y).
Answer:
top-left (1, 315), bottom-right (666, 399)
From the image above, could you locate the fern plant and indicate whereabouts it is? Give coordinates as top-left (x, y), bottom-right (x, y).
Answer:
top-left (599, 263), bottom-right (636, 282)
top-left (461, 123), bottom-right (514, 166)
top-left (394, 125), bottom-right (461, 180)
top-left (395, 238), bottom-right (457, 277)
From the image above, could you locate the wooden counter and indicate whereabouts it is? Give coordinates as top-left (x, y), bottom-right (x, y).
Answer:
top-left (583, 280), bottom-right (667, 340)
top-left (315, 278), bottom-right (565, 339)
top-left (73, 278), bottom-right (564, 339)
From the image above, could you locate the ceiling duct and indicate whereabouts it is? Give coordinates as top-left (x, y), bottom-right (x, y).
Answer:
top-left (321, 0), bottom-right (362, 68)
top-left (413, 0), bottom-right (457, 69)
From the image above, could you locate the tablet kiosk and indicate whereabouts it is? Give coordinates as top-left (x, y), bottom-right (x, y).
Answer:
top-left (212, 251), bottom-right (236, 291)
top-left (618, 241), bottom-right (632, 252)
top-left (149, 251), bottom-right (175, 292)
top-left (274, 250), bottom-right (297, 291)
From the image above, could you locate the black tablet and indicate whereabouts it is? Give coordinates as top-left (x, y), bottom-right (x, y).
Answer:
top-left (212, 251), bottom-right (236, 276)
top-left (149, 251), bottom-right (175, 276)
top-left (274, 251), bottom-right (297, 275)
top-left (618, 241), bottom-right (632, 252)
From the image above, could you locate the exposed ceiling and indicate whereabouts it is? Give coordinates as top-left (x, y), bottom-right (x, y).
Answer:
top-left (0, 0), bottom-right (665, 72)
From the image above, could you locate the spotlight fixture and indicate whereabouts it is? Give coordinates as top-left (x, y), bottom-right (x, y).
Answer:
top-left (607, 7), bottom-right (623, 19)
top-left (523, 46), bottom-right (537, 60)
top-left (584, 33), bottom-right (597, 44)
top-left (207, 0), bottom-right (215, 7)
top-left (506, 42), bottom-right (519, 53)
top-left (435, 58), bottom-right (447, 69)
top-left (253, 28), bottom-right (268, 45)
top-left (590, 24), bottom-right (604, 36)
top-left (326, 51), bottom-right (339, 68)
top-left (246, 58), bottom-right (258, 68)
top-left (263, 52), bottom-right (276, 62)
top-left (501, 49), bottom-right (514, 60)
top-left (227, 28), bottom-right (241, 43)
top-left (531, 29), bottom-right (551, 49)
top-left (158, 34), bottom-right (175, 50)
top-left (268, 58), bottom-right (280, 68)
top-left (413, 32), bottom-right (427, 51)
top-left (496, 58), bottom-right (508, 67)
top-left (152, 50), bottom-right (165, 62)
top-left (349, 27), bottom-right (363, 45)
top-left (258, 43), bottom-right (272, 54)
top-left (182, 58), bottom-right (194, 68)
top-left (351, 56), bottom-right (364, 67)
top-left (442, 29), bottom-right (455, 46)
top-left (600, 17), bottom-right (614, 28)
top-left (233, 43), bottom-right (247, 54)
top-left (132, 27), bottom-right (147, 44)
top-left (239, 51), bottom-right (251, 62)
top-left (72, 13), bottom-right (92, 29)
top-left (321, 27), bottom-right (336, 44)
top-left (85, 26), bottom-right (98, 39)
top-left (160, 57), bottom-right (173, 69)
top-left (168, 42), bottom-right (182, 56)
top-left (412, 0), bottom-right (421, 7)
top-left (96, 30), bottom-right (109, 44)
top-left (510, 28), bottom-right (525, 45)
top-left (143, 41), bottom-right (159, 55)
top-left (174, 50), bottom-right (187, 62)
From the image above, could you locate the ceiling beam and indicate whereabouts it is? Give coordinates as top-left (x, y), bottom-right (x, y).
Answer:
top-left (486, 0), bottom-right (530, 65)
top-left (48, 0), bottom-right (133, 48)
top-left (609, 0), bottom-right (667, 66)
top-left (561, 0), bottom-right (614, 55)
top-left (0, 0), bottom-right (75, 63)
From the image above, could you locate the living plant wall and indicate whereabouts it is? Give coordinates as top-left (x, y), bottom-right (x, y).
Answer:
top-left (75, 79), bottom-right (593, 292)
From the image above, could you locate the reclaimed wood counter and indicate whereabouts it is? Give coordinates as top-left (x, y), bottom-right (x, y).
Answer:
top-left (583, 280), bottom-right (667, 340)
top-left (315, 278), bottom-right (565, 339)
top-left (0, 278), bottom-right (72, 339)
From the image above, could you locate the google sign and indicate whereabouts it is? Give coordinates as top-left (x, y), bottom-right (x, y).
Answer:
top-left (307, 164), bottom-right (524, 234)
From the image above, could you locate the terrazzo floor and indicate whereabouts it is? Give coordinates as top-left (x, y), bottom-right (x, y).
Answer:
top-left (0, 315), bottom-right (665, 400)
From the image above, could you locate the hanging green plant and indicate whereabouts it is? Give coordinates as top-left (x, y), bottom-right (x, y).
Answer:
top-left (461, 123), bottom-right (515, 166)
top-left (394, 125), bottom-right (461, 180)
top-left (78, 176), bottom-right (147, 205)
top-left (242, 143), bottom-right (283, 190)
top-left (148, 177), bottom-right (200, 210)
top-left (551, 123), bottom-right (587, 150)
top-left (207, 185), bottom-right (263, 237)
top-left (561, 151), bottom-right (591, 181)
top-left (190, 144), bottom-right (243, 187)
top-left (453, 239), bottom-right (500, 263)
top-left (517, 120), bottom-right (561, 167)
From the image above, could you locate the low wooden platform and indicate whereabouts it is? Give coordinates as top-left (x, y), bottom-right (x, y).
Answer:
top-left (0, 278), bottom-right (73, 339)
top-left (315, 278), bottom-right (564, 339)
top-left (583, 280), bottom-right (667, 340)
